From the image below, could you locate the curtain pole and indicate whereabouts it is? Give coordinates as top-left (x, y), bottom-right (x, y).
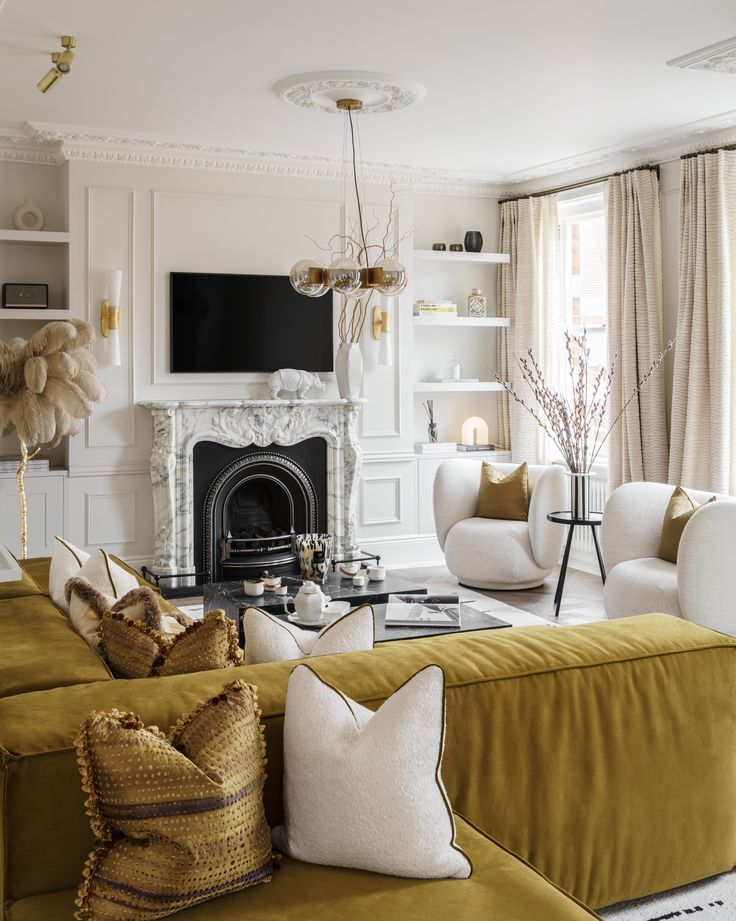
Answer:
top-left (498, 164), bottom-right (659, 205)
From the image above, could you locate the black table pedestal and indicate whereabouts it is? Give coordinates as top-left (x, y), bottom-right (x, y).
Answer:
top-left (547, 511), bottom-right (606, 618)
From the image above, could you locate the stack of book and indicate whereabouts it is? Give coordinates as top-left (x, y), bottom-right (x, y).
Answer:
top-left (457, 444), bottom-right (497, 452)
top-left (414, 300), bottom-right (458, 317)
top-left (0, 455), bottom-right (50, 474)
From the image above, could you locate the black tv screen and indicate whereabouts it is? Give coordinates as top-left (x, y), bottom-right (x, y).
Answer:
top-left (170, 272), bottom-right (334, 373)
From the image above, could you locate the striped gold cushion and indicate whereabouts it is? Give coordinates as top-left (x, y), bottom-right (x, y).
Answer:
top-left (74, 680), bottom-right (274, 920)
top-left (100, 608), bottom-right (243, 679)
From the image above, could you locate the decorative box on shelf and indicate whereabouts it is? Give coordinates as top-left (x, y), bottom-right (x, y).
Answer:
top-left (414, 442), bottom-right (458, 455)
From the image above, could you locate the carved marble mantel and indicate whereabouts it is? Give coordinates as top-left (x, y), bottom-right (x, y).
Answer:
top-left (140, 399), bottom-right (364, 576)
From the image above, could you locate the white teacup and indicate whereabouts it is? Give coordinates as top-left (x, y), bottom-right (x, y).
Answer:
top-left (352, 574), bottom-right (366, 587)
top-left (244, 579), bottom-right (265, 596)
top-left (366, 565), bottom-right (386, 582)
top-left (322, 600), bottom-right (351, 624)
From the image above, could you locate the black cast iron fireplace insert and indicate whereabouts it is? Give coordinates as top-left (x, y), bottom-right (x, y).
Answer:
top-left (193, 439), bottom-right (327, 582)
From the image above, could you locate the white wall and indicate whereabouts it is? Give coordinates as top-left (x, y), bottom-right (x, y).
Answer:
top-left (0, 156), bottom-right (499, 568)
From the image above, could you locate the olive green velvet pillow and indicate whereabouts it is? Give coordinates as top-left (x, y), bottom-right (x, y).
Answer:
top-left (75, 680), bottom-right (274, 920)
top-left (659, 486), bottom-right (717, 563)
top-left (476, 462), bottom-right (529, 521)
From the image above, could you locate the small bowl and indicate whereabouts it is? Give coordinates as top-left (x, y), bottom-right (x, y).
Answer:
top-left (243, 579), bottom-right (265, 597)
top-left (274, 585), bottom-right (288, 596)
top-left (263, 575), bottom-right (282, 590)
top-left (449, 243), bottom-right (464, 252)
top-left (366, 565), bottom-right (386, 582)
top-left (323, 600), bottom-right (351, 623)
top-left (352, 574), bottom-right (366, 587)
top-left (432, 243), bottom-right (447, 251)
top-left (339, 561), bottom-right (361, 578)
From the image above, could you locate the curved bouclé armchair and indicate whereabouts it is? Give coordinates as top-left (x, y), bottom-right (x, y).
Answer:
top-left (433, 460), bottom-right (568, 590)
top-left (601, 481), bottom-right (736, 635)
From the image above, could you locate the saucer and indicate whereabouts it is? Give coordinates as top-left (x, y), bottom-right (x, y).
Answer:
top-left (287, 613), bottom-right (326, 628)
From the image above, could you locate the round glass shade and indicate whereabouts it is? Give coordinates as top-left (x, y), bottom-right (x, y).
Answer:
top-left (324, 257), bottom-right (362, 295)
top-left (290, 259), bottom-right (328, 297)
top-left (374, 257), bottom-right (408, 295)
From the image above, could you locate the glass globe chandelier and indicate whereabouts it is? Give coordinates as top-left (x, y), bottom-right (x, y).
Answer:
top-left (289, 98), bottom-right (408, 300)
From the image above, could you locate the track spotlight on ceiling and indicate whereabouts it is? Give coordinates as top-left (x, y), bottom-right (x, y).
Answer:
top-left (37, 36), bottom-right (76, 94)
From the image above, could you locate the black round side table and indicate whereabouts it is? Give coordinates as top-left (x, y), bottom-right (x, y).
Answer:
top-left (546, 511), bottom-right (605, 618)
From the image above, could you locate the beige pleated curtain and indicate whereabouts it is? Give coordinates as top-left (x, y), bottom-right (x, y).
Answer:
top-left (496, 195), bottom-right (557, 463)
top-left (605, 168), bottom-right (669, 490)
top-left (669, 150), bottom-right (736, 494)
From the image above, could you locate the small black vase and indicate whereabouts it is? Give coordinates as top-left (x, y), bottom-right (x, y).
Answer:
top-left (464, 230), bottom-right (483, 253)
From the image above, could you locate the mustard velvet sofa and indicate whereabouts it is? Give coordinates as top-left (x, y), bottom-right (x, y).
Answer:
top-left (1, 558), bottom-right (735, 921)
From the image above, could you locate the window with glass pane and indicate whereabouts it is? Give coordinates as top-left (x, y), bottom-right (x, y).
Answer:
top-left (557, 193), bottom-right (608, 460)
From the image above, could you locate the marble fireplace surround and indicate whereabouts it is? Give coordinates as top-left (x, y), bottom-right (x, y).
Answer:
top-left (141, 400), bottom-right (363, 577)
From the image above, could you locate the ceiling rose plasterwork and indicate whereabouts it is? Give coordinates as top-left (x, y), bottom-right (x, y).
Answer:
top-left (273, 71), bottom-right (426, 114)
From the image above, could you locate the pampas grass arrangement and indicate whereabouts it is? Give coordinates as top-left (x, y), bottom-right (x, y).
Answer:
top-left (0, 319), bottom-right (106, 557)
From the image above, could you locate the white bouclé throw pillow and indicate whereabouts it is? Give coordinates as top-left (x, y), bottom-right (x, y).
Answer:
top-left (272, 663), bottom-right (472, 879)
top-left (243, 605), bottom-right (374, 665)
top-left (49, 536), bottom-right (90, 614)
top-left (64, 549), bottom-right (140, 649)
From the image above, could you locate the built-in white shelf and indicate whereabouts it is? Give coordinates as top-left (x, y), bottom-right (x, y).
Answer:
top-left (414, 249), bottom-right (509, 265)
top-left (0, 466), bottom-right (68, 479)
top-left (0, 229), bottom-right (70, 245)
top-left (413, 381), bottom-right (505, 393)
top-left (1, 309), bottom-right (71, 320)
top-left (413, 315), bottom-right (511, 328)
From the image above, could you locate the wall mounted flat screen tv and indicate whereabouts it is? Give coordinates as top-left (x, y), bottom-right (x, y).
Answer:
top-left (170, 272), bottom-right (334, 373)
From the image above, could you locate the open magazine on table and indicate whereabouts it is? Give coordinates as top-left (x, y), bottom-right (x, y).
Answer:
top-left (383, 594), bottom-right (510, 630)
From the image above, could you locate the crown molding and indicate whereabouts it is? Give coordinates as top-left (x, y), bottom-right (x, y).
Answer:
top-left (20, 122), bottom-right (502, 197)
top-left (667, 35), bottom-right (736, 74)
top-left (2, 109), bottom-right (736, 198)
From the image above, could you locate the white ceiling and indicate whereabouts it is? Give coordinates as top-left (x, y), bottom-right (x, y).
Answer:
top-left (2, 0), bottom-right (736, 181)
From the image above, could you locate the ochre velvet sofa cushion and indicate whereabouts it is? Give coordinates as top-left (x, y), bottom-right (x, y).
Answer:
top-left (1, 615), bottom-right (735, 912)
top-left (4, 816), bottom-right (599, 921)
top-left (0, 565), bottom-right (43, 601)
top-left (0, 594), bottom-right (110, 697)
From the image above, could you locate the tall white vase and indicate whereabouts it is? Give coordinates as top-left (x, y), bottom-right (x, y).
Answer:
top-left (335, 343), bottom-right (363, 400)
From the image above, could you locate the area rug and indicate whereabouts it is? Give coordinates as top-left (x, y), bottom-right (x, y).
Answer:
top-left (598, 871), bottom-right (735, 920)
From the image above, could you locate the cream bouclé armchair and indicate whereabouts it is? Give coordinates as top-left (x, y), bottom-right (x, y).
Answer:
top-left (433, 460), bottom-right (568, 590)
top-left (601, 481), bottom-right (736, 635)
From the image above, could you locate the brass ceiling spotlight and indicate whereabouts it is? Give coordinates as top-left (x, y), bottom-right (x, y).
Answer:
top-left (37, 36), bottom-right (76, 94)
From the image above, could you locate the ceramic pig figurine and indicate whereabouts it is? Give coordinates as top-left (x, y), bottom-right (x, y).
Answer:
top-left (268, 368), bottom-right (326, 400)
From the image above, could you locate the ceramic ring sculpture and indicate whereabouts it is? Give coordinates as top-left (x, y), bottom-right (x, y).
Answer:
top-left (12, 199), bottom-right (46, 231)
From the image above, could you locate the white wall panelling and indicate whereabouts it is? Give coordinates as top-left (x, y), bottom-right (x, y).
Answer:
top-left (0, 471), bottom-right (65, 558)
top-left (83, 186), bottom-right (136, 451)
top-left (360, 476), bottom-right (402, 526)
top-left (85, 491), bottom-right (136, 546)
top-left (66, 473), bottom-right (154, 561)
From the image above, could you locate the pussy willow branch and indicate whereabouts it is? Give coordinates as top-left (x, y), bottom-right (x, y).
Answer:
top-left (496, 330), bottom-right (674, 473)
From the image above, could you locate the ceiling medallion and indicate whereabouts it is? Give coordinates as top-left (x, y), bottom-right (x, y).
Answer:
top-left (273, 70), bottom-right (426, 114)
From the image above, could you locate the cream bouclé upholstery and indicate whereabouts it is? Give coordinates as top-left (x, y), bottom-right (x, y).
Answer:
top-left (433, 461), bottom-right (568, 590)
top-left (601, 481), bottom-right (736, 635)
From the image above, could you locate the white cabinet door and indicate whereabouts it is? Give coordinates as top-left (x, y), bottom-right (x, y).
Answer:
top-left (0, 472), bottom-right (65, 558)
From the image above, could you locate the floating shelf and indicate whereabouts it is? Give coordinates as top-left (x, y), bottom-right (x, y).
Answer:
top-left (414, 249), bottom-right (509, 265)
top-left (0, 230), bottom-right (71, 245)
top-left (413, 382), bottom-right (505, 393)
top-left (413, 315), bottom-right (511, 328)
top-left (0, 309), bottom-right (71, 320)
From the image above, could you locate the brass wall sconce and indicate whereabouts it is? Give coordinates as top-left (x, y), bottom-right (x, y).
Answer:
top-left (37, 36), bottom-right (77, 94)
top-left (100, 270), bottom-right (123, 367)
top-left (372, 304), bottom-right (393, 366)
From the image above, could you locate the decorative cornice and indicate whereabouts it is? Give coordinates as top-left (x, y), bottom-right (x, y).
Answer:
top-left (3, 110), bottom-right (736, 197)
top-left (667, 36), bottom-right (736, 74)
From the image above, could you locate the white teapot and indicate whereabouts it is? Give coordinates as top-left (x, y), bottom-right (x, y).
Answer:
top-left (294, 581), bottom-right (330, 623)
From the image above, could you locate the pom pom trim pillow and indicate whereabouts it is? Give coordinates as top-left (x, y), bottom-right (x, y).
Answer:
top-left (243, 604), bottom-right (374, 664)
top-left (74, 680), bottom-right (274, 921)
top-left (98, 594), bottom-right (243, 678)
top-left (273, 663), bottom-right (471, 879)
top-left (64, 549), bottom-right (141, 648)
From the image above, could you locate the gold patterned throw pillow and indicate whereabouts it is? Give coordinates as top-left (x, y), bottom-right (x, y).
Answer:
top-left (659, 486), bottom-right (717, 563)
top-left (100, 602), bottom-right (243, 679)
top-left (476, 461), bottom-right (529, 521)
top-left (75, 681), bottom-right (274, 920)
